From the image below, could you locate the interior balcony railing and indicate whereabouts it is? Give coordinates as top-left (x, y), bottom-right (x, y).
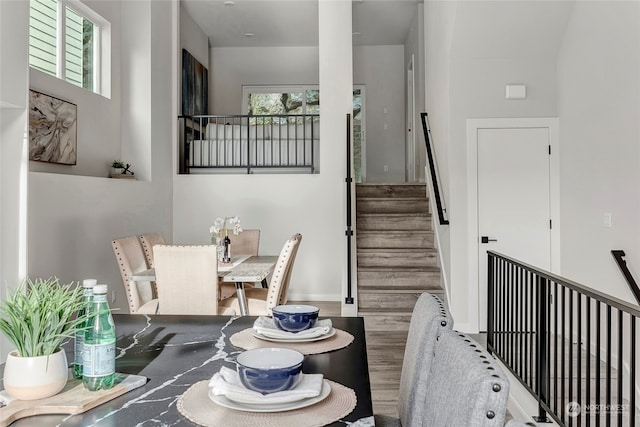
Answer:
top-left (487, 251), bottom-right (640, 426)
top-left (178, 114), bottom-right (319, 175)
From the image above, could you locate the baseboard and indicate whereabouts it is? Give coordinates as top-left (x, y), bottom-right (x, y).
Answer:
top-left (286, 292), bottom-right (341, 302)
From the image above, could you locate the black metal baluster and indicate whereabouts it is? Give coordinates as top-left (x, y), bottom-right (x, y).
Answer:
top-left (596, 301), bottom-right (601, 427)
top-left (569, 288), bottom-right (574, 426)
top-left (616, 310), bottom-right (623, 427)
top-left (530, 271), bottom-right (535, 390)
top-left (554, 280), bottom-right (559, 415)
top-left (586, 296), bottom-right (592, 427)
top-left (577, 292), bottom-right (582, 427)
top-left (606, 305), bottom-right (612, 427)
top-left (631, 315), bottom-right (636, 427)
top-left (488, 253), bottom-right (495, 353)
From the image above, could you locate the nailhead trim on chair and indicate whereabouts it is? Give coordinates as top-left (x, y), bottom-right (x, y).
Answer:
top-left (113, 240), bottom-right (137, 312)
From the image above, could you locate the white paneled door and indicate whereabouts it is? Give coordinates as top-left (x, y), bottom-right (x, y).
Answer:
top-left (477, 127), bottom-right (552, 331)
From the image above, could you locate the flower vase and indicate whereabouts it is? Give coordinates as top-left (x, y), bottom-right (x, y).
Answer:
top-left (213, 237), bottom-right (225, 262)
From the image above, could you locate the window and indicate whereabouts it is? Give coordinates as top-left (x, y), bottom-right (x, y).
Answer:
top-left (29, 0), bottom-right (108, 95)
top-left (243, 86), bottom-right (319, 124)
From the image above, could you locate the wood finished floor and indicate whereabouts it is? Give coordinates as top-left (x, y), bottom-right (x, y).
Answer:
top-left (292, 300), bottom-right (401, 418)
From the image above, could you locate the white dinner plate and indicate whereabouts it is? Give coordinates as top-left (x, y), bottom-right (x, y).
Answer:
top-left (251, 327), bottom-right (337, 343)
top-left (209, 379), bottom-right (331, 413)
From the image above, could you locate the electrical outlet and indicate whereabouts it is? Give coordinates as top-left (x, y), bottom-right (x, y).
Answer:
top-left (111, 290), bottom-right (116, 304)
top-left (383, 165), bottom-right (389, 172)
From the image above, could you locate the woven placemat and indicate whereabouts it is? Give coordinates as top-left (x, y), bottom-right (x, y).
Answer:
top-left (177, 380), bottom-right (356, 427)
top-left (229, 328), bottom-right (354, 355)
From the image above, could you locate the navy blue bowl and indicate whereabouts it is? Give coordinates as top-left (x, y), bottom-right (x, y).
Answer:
top-left (237, 348), bottom-right (304, 394)
top-left (272, 305), bottom-right (320, 332)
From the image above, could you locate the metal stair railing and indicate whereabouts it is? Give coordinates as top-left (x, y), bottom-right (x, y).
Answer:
top-left (420, 112), bottom-right (449, 225)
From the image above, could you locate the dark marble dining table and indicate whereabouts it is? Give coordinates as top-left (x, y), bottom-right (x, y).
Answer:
top-left (1, 314), bottom-right (374, 426)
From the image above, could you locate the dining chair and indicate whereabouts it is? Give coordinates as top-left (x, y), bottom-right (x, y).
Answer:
top-left (153, 245), bottom-right (236, 315)
top-left (219, 233), bottom-right (301, 316)
top-left (374, 292), bottom-right (453, 427)
top-left (112, 236), bottom-right (159, 314)
top-left (219, 229), bottom-right (262, 298)
top-left (138, 232), bottom-right (166, 268)
top-left (231, 229), bottom-right (260, 256)
top-left (422, 328), bottom-right (511, 426)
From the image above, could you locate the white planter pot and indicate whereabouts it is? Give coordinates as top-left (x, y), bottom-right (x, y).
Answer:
top-left (4, 348), bottom-right (68, 400)
top-left (110, 167), bottom-right (124, 177)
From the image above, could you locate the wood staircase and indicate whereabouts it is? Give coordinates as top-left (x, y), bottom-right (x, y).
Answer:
top-left (355, 183), bottom-right (444, 416)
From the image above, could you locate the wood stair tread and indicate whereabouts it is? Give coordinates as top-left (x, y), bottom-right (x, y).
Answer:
top-left (359, 286), bottom-right (443, 293)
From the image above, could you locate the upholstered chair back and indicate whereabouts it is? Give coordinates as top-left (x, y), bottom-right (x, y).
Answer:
top-left (112, 236), bottom-right (157, 314)
top-left (423, 328), bottom-right (511, 426)
top-left (153, 245), bottom-right (235, 316)
top-left (397, 293), bottom-right (453, 426)
top-left (264, 233), bottom-right (302, 314)
top-left (231, 229), bottom-right (260, 256)
top-left (138, 232), bottom-right (166, 268)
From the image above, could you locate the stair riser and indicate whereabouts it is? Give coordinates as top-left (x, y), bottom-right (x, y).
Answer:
top-left (357, 199), bottom-right (428, 214)
top-left (357, 252), bottom-right (437, 268)
top-left (362, 314), bottom-right (412, 331)
top-left (357, 215), bottom-right (431, 231)
top-left (357, 271), bottom-right (441, 289)
top-left (358, 292), bottom-right (423, 310)
top-left (356, 184), bottom-right (426, 199)
top-left (357, 232), bottom-right (434, 249)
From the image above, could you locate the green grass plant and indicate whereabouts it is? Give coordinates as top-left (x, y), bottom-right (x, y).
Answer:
top-left (0, 278), bottom-right (88, 357)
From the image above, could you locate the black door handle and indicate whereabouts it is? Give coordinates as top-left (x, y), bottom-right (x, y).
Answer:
top-left (481, 236), bottom-right (498, 244)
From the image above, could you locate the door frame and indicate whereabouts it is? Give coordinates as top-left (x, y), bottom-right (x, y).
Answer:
top-left (466, 118), bottom-right (561, 330)
top-left (406, 55), bottom-right (416, 182)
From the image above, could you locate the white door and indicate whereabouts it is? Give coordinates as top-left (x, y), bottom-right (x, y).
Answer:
top-left (477, 127), bottom-right (552, 330)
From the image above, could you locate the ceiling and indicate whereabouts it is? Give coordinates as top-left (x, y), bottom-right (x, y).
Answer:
top-left (181, 0), bottom-right (421, 48)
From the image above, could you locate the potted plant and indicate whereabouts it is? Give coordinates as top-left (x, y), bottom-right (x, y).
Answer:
top-left (0, 278), bottom-right (88, 400)
top-left (110, 160), bottom-right (125, 176)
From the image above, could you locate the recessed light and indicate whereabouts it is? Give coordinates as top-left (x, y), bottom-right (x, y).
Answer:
top-left (223, 1), bottom-right (235, 6)
top-left (244, 33), bottom-right (254, 38)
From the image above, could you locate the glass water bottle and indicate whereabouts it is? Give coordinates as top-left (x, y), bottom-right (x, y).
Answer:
top-left (73, 279), bottom-right (97, 379)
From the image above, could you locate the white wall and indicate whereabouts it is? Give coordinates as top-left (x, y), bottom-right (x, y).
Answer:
top-left (353, 45), bottom-right (405, 183)
top-left (557, 1), bottom-right (640, 301)
top-left (210, 46), bottom-right (319, 114)
top-left (0, 0), bottom-right (30, 359)
top-left (173, 1), bottom-right (353, 305)
top-left (404, 3), bottom-right (426, 183)
top-left (425, 0), bottom-right (573, 331)
top-left (209, 43), bottom-right (405, 183)
top-left (424, 0), bottom-right (457, 303)
top-left (28, 1), bottom-right (123, 178)
top-left (180, 5), bottom-right (209, 69)
top-left (27, 0), bottom-right (176, 312)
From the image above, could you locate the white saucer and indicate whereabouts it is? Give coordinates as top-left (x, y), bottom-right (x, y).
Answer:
top-left (209, 380), bottom-right (331, 413)
top-left (252, 327), bottom-right (337, 343)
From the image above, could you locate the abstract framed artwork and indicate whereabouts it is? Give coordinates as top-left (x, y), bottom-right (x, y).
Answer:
top-left (181, 49), bottom-right (209, 117)
top-left (29, 90), bottom-right (77, 165)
